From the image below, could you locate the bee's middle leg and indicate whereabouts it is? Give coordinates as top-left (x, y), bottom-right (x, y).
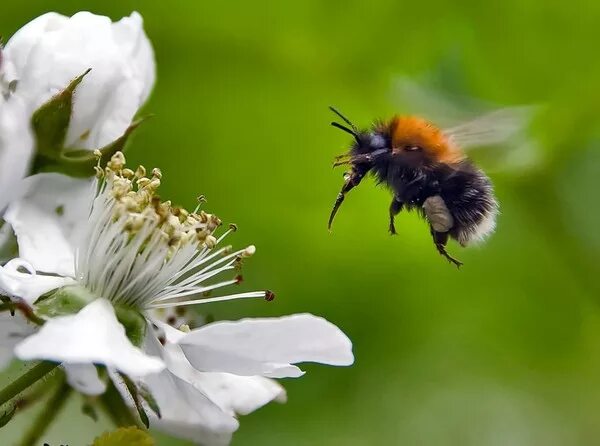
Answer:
top-left (388, 197), bottom-right (403, 235)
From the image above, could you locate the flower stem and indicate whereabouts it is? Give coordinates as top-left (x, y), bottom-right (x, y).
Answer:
top-left (98, 379), bottom-right (140, 428)
top-left (0, 361), bottom-right (59, 407)
top-left (0, 296), bottom-right (45, 325)
top-left (19, 374), bottom-right (71, 446)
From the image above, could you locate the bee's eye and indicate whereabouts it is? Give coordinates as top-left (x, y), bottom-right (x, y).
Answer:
top-left (405, 145), bottom-right (422, 152)
top-left (369, 134), bottom-right (387, 149)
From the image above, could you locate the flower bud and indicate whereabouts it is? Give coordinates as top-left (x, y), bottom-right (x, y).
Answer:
top-left (1, 12), bottom-right (156, 179)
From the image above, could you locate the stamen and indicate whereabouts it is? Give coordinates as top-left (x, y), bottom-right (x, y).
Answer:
top-left (153, 278), bottom-right (240, 302)
top-left (193, 195), bottom-right (206, 214)
top-left (73, 151), bottom-right (269, 313)
top-left (149, 291), bottom-right (271, 309)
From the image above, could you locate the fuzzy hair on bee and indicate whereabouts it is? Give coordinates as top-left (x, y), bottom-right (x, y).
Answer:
top-left (328, 106), bottom-right (509, 267)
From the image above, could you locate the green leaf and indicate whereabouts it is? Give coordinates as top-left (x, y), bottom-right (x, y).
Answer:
top-left (31, 68), bottom-right (91, 157)
top-left (92, 427), bottom-right (154, 446)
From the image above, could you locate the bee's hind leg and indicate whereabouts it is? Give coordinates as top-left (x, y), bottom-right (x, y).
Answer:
top-left (423, 195), bottom-right (462, 267)
top-left (431, 229), bottom-right (463, 268)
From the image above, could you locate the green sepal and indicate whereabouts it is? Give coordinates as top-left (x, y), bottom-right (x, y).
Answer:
top-left (120, 373), bottom-right (150, 429)
top-left (114, 305), bottom-right (147, 348)
top-left (31, 68), bottom-right (91, 157)
top-left (34, 285), bottom-right (95, 318)
top-left (92, 427), bottom-right (155, 446)
top-left (138, 383), bottom-right (161, 419)
top-left (82, 401), bottom-right (99, 422)
top-left (36, 286), bottom-right (147, 348)
top-left (32, 116), bottom-right (150, 178)
top-left (0, 221), bottom-right (18, 264)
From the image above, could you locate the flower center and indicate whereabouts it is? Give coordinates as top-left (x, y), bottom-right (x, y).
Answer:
top-left (75, 152), bottom-right (272, 310)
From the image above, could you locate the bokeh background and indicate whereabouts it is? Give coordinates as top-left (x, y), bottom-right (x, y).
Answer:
top-left (2, 1), bottom-right (600, 445)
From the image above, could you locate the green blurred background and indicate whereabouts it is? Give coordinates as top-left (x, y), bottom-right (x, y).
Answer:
top-left (3, 1), bottom-right (600, 445)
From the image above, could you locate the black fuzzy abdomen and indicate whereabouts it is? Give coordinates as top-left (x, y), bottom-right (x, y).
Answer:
top-left (374, 158), bottom-right (498, 245)
top-left (437, 163), bottom-right (498, 245)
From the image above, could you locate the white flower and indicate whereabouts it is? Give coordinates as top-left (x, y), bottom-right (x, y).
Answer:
top-left (0, 94), bottom-right (34, 212)
top-left (2, 11), bottom-right (155, 150)
top-left (0, 153), bottom-right (354, 444)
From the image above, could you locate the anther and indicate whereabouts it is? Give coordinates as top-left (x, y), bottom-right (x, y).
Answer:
top-left (235, 274), bottom-right (244, 284)
top-left (242, 245), bottom-right (256, 257)
top-left (93, 166), bottom-right (104, 178)
top-left (135, 165), bottom-right (146, 178)
top-left (107, 152), bottom-right (126, 171)
top-left (234, 256), bottom-right (243, 269)
top-left (229, 223), bottom-right (238, 232)
top-left (122, 168), bottom-right (134, 179)
top-left (265, 290), bottom-right (275, 302)
top-left (205, 235), bottom-right (217, 248)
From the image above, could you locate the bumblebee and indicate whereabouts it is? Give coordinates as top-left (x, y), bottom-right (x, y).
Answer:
top-left (328, 106), bottom-right (503, 267)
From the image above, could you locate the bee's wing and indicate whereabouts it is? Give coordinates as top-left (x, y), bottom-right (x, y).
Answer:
top-left (443, 106), bottom-right (536, 150)
top-left (392, 77), bottom-right (541, 171)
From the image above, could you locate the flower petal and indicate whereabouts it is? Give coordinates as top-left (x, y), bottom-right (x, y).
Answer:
top-left (0, 94), bottom-right (34, 213)
top-left (133, 334), bottom-right (239, 445)
top-left (0, 258), bottom-right (73, 305)
top-left (153, 322), bottom-right (286, 416)
top-left (15, 298), bottom-right (164, 377)
top-left (63, 363), bottom-right (106, 395)
top-left (0, 312), bottom-right (34, 369)
top-left (197, 373), bottom-right (287, 417)
top-left (178, 314), bottom-right (354, 378)
top-left (4, 173), bottom-right (94, 277)
top-left (143, 373), bottom-right (237, 446)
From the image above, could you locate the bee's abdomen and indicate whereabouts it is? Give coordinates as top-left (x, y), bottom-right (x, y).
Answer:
top-left (440, 166), bottom-right (498, 246)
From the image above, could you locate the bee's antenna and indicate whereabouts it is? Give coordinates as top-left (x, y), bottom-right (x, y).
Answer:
top-left (329, 106), bottom-right (358, 132)
top-left (331, 121), bottom-right (359, 139)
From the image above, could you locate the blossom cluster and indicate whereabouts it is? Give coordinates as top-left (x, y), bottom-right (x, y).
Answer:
top-left (0, 11), bottom-right (353, 446)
